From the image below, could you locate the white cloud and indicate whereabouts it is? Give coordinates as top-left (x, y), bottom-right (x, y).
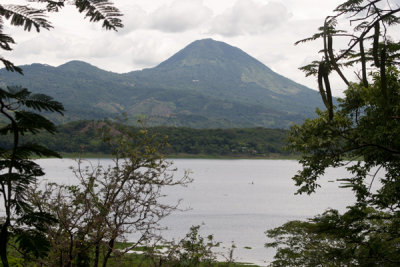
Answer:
top-left (125, 36), bottom-right (177, 68)
top-left (148, 0), bottom-right (213, 32)
top-left (116, 5), bottom-right (148, 34)
top-left (2, 0), bottom-right (362, 97)
top-left (209, 0), bottom-right (291, 36)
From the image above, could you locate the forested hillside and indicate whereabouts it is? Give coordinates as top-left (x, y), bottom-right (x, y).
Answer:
top-left (0, 120), bottom-right (289, 157)
top-left (0, 39), bottom-right (323, 128)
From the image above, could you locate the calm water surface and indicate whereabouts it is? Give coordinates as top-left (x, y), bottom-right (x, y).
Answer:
top-left (37, 158), bottom-right (355, 266)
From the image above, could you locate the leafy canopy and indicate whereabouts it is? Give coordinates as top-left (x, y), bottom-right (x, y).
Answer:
top-left (266, 0), bottom-right (400, 266)
top-left (0, 86), bottom-right (64, 266)
top-left (27, 121), bottom-right (191, 267)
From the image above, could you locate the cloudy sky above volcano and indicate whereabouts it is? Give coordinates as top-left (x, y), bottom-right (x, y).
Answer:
top-left (4, 0), bottom-right (350, 95)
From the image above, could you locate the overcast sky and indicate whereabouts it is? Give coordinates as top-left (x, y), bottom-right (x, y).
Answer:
top-left (4, 0), bottom-right (349, 96)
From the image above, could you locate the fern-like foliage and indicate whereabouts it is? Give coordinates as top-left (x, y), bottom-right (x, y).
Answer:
top-left (0, 0), bottom-right (123, 73)
top-left (0, 86), bottom-right (64, 114)
top-left (74, 0), bottom-right (123, 30)
top-left (0, 57), bottom-right (22, 74)
top-left (27, 0), bottom-right (66, 12)
top-left (0, 4), bottom-right (52, 32)
top-left (0, 86), bottom-right (64, 267)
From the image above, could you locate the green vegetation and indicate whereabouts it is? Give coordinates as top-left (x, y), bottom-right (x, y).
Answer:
top-left (27, 122), bottom-right (191, 267)
top-left (0, 39), bottom-right (323, 129)
top-left (0, 103), bottom-right (249, 267)
top-left (0, 2), bottom-right (264, 267)
top-left (5, 224), bottom-right (257, 267)
top-left (0, 86), bottom-right (64, 267)
top-left (266, 0), bottom-right (400, 266)
top-left (130, 225), bottom-right (257, 267)
top-left (0, 120), bottom-right (290, 158)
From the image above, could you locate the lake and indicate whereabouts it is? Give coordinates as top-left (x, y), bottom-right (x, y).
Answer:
top-left (37, 158), bottom-right (355, 266)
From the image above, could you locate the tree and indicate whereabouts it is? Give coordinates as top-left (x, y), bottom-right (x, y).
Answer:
top-left (28, 124), bottom-right (191, 267)
top-left (0, 86), bottom-right (64, 266)
top-left (0, 0), bottom-right (123, 73)
top-left (0, 1), bottom-right (122, 266)
top-left (143, 225), bottom-right (223, 267)
top-left (266, 0), bottom-right (400, 265)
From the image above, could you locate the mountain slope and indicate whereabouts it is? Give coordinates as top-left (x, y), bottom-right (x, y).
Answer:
top-left (0, 39), bottom-right (323, 128)
top-left (125, 39), bottom-right (321, 114)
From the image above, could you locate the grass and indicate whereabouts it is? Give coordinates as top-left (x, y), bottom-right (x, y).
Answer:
top-left (106, 253), bottom-right (260, 267)
top-left (108, 244), bottom-right (260, 267)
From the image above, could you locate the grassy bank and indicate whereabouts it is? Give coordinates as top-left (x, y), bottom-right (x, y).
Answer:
top-left (108, 243), bottom-right (261, 267)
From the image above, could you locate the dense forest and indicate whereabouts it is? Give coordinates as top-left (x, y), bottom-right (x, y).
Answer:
top-left (0, 120), bottom-right (289, 157)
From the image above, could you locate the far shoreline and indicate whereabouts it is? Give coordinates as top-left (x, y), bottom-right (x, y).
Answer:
top-left (54, 152), bottom-right (300, 160)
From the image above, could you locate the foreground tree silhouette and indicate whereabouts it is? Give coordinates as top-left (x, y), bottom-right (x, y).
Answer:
top-left (0, 87), bottom-right (64, 266)
top-left (266, 0), bottom-right (400, 265)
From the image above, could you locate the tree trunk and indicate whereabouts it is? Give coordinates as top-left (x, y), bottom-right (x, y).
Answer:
top-left (94, 243), bottom-right (100, 267)
top-left (59, 250), bottom-right (63, 267)
top-left (68, 233), bottom-right (73, 267)
top-left (0, 222), bottom-right (9, 267)
top-left (102, 238), bottom-right (115, 267)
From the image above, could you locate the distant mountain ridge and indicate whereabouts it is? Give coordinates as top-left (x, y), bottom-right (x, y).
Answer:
top-left (0, 38), bottom-right (323, 128)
